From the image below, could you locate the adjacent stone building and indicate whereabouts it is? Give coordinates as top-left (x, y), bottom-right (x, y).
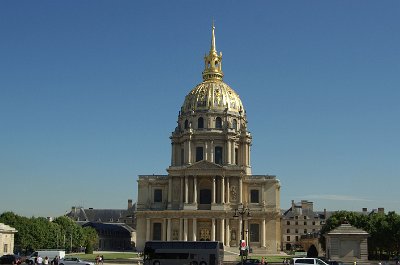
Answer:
top-left (66, 199), bottom-right (136, 229)
top-left (281, 200), bottom-right (328, 252)
top-left (0, 223), bottom-right (17, 256)
top-left (65, 200), bottom-right (136, 250)
top-left (136, 25), bottom-right (281, 253)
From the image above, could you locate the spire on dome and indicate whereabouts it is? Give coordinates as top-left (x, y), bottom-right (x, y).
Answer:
top-left (202, 22), bottom-right (224, 81)
top-left (211, 20), bottom-right (216, 53)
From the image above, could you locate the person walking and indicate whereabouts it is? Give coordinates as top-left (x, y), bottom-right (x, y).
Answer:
top-left (37, 256), bottom-right (43, 265)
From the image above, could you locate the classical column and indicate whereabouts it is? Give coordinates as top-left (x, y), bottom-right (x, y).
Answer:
top-left (146, 218), bottom-right (150, 241)
top-left (184, 218), bottom-right (188, 241)
top-left (193, 176), bottom-right (198, 204)
top-left (220, 219), bottom-right (225, 245)
top-left (244, 219), bottom-right (249, 242)
top-left (261, 219), bottom-right (266, 247)
top-left (168, 177), bottom-right (172, 206)
top-left (220, 176), bottom-right (225, 204)
top-left (185, 176), bottom-right (189, 204)
top-left (188, 139), bottom-right (192, 164)
top-left (180, 177), bottom-right (184, 206)
top-left (167, 218), bottom-right (171, 241)
top-left (171, 143), bottom-right (175, 166)
top-left (239, 177), bottom-right (243, 204)
top-left (210, 140), bottom-right (214, 162)
top-left (162, 219), bottom-right (167, 241)
top-left (212, 176), bottom-right (216, 204)
top-left (225, 218), bottom-right (230, 247)
top-left (226, 177), bottom-right (230, 203)
top-left (179, 218), bottom-right (183, 240)
top-left (205, 141), bottom-right (208, 161)
top-left (231, 140), bottom-right (235, 165)
top-left (238, 218), bottom-right (242, 244)
top-left (227, 140), bottom-right (231, 164)
top-left (211, 218), bottom-right (216, 241)
top-left (193, 218), bottom-right (197, 241)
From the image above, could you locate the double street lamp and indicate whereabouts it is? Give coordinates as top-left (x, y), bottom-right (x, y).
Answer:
top-left (233, 204), bottom-right (251, 265)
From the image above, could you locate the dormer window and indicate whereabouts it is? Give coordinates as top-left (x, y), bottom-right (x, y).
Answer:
top-left (233, 119), bottom-right (237, 130)
top-left (216, 117), bottom-right (222, 128)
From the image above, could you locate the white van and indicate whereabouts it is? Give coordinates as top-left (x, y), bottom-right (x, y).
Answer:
top-left (27, 250), bottom-right (66, 264)
top-left (290, 258), bottom-right (329, 265)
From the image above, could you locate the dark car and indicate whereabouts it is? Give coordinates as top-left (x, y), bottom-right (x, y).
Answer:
top-left (237, 258), bottom-right (261, 265)
top-left (0, 255), bottom-right (22, 265)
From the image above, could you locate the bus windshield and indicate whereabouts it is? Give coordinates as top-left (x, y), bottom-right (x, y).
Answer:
top-left (143, 241), bottom-right (224, 265)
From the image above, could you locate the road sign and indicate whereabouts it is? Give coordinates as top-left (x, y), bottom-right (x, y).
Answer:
top-left (240, 239), bottom-right (247, 250)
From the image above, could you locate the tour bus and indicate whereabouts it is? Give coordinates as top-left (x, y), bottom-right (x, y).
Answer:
top-left (143, 241), bottom-right (224, 265)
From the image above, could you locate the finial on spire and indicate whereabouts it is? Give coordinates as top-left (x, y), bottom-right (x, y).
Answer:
top-left (211, 20), bottom-right (216, 53)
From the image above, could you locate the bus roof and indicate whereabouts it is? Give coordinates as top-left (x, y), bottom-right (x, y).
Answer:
top-left (144, 241), bottom-right (221, 249)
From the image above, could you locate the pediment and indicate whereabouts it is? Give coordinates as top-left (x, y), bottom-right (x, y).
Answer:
top-left (186, 160), bottom-right (223, 170)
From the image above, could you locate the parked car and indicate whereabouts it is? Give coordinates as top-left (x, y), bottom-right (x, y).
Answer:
top-left (290, 258), bottom-right (329, 265)
top-left (59, 257), bottom-right (94, 265)
top-left (237, 258), bottom-right (261, 265)
top-left (0, 255), bottom-right (22, 265)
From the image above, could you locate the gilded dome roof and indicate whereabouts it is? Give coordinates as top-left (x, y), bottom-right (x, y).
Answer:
top-left (181, 24), bottom-right (244, 115)
top-left (182, 80), bottom-right (244, 114)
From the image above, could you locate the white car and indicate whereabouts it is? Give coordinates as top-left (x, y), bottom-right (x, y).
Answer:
top-left (290, 258), bottom-right (329, 265)
top-left (59, 257), bottom-right (94, 265)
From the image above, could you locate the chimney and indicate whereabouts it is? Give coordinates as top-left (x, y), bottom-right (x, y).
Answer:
top-left (291, 200), bottom-right (295, 210)
top-left (362, 208), bottom-right (368, 213)
top-left (72, 206), bottom-right (76, 214)
top-left (378, 208), bottom-right (385, 214)
top-left (128, 199), bottom-right (133, 209)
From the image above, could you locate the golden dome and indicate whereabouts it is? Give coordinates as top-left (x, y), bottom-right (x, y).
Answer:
top-left (181, 24), bottom-right (244, 115)
top-left (182, 80), bottom-right (244, 114)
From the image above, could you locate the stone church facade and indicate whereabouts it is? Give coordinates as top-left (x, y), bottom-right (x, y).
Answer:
top-left (136, 25), bottom-right (281, 253)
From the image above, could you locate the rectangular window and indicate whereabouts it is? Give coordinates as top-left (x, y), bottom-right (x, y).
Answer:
top-left (3, 244), bottom-right (8, 253)
top-left (235, 148), bottom-right (238, 165)
top-left (249, 223), bottom-right (259, 242)
top-left (196, 146), bottom-right (203, 162)
top-left (250, 189), bottom-right (259, 203)
top-left (153, 223), bottom-right (162, 240)
top-left (287, 236), bottom-right (290, 241)
top-left (215, 146), bottom-right (223, 165)
top-left (154, 189), bottom-right (162, 203)
top-left (181, 148), bottom-right (184, 165)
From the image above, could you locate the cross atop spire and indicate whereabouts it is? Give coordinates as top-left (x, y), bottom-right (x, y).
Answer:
top-left (202, 23), bottom-right (224, 81)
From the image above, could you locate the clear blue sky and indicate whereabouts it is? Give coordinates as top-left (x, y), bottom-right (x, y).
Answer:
top-left (1, 1), bottom-right (399, 218)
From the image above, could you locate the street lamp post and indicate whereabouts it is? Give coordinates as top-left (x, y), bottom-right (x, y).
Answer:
top-left (234, 204), bottom-right (250, 265)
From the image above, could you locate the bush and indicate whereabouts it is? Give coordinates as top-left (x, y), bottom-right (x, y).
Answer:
top-left (85, 242), bottom-right (93, 254)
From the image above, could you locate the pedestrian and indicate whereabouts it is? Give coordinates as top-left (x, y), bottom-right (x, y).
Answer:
top-left (53, 256), bottom-right (60, 265)
top-left (37, 256), bottom-right (43, 265)
top-left (44, 257), bottom-right (49, 265)
top-left (261, 257), bottom-right (265, 265)
top-left (100, 255), bottom-right (104, 265)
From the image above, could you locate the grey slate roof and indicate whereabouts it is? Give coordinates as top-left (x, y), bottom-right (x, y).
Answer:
top-left (327, 223), bottom-right (369, 235)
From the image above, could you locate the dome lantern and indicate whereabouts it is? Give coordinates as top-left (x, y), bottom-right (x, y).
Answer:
top-left (202, 22), bottom-right (224, 81)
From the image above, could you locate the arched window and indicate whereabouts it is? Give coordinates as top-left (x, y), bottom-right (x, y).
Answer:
top-left (232, 119), bottom-right (237, 130)
top-left (215, 117), bottom-right (222, 128)
top-left (198, 117), bottom-right (204, 129)
top-left (184, 119), bottom-right (189, 129)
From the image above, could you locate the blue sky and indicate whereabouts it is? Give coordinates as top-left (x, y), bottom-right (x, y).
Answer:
top-left (1, 1), bottom-right (399, 218)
